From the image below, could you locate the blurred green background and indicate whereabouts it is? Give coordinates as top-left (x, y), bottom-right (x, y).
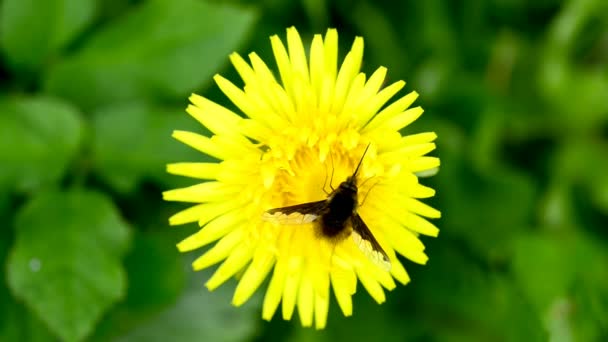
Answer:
top-left (1, 0), bottom-right (607, 341)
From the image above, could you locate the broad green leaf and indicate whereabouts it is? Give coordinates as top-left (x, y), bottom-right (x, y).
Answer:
top-left (0, 96), bottom-right (83, 193)
top-left (122, 231), bottom-right (187, 310)
top-left (44, 0), bottom-right (257, 109)
top-left (511, 234), bottom-right (576, 314)
top-left (343, 1), bottom-right (408, 77)
top-left (89, 230), bottom-right (187, 342)
top-left (7, 190), bottom-right (131, 342)
top-left (549, 139), bottom-right (608, 214)
top-left (436, 154), bottom-right (536, 260)
top-left (470, 105), bottom-right (507, 173)
top-left (115, 266), bottom-right (260, 342)
top-left (511, 232), bottom-right (608, 340)
top-left (539, 182), bottom-right (576, 229)
top-left (571, 272), bottom-right (608, 341)
top-left (411, 243), bottom-right (546, 341)
top-left (91, 103), bottom-right (210, 193)
top-left (0, 0), bottom-right (95, 73)
top-left (537, 0), bottom-right (608, 132)
top-left (0, 294), bottom-right (57, 342)
top-left (1, 207), bottom-right (56, 341)
top-left (312, 291), bottom-right (423, 342)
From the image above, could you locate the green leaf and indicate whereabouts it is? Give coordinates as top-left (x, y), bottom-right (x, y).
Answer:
top-left (511, 234), bottom-right (575, 314)
top-left (7, 190), bottom-right (131, 342)
top-left (428, 109), bottom-right (536, 260)
top-left (319, 292), bottom-right (423, 342)
top-left (437, 156), bottom-right (536, 260)
top-left (115, 268), bottom-right (260, 342)
top-left (0, 0), bottom-right (96, 73)
top-left (0, 96), bottom-right (83, 193)
top-left (123, 231), bottom-right (187, 311)
top-left (44, 0), bottom-right (257, 109)
top-left (549, 139), bottom-right (608, 214)
top-left (0, 290), bottom-right (57, 342)
top-left (91, 103), bottom-right (210, 193)
top-left (511, 232), bottom-right (608, 340)
top-left (89, 230), bottom-right (188, 342)
top-left (571, 270), bottom-right (608, 341)
top-left (411, 243), bottom-right (546, 341)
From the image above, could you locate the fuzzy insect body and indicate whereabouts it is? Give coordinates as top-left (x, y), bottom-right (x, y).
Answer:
top-left (263, 145), bottom-right (390, 271)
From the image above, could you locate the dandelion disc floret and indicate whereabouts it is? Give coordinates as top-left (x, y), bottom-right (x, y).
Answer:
top-left (163, 27), bottom-right (440, 329)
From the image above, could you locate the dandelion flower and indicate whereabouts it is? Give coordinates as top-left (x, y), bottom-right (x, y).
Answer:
top-left (163, 27), bottom-right (440, 329)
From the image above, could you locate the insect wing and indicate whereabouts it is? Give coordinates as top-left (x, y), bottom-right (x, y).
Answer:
top-left (262, 200), bottom-right (328, 225)
top-left (351, 213), bottom-right (391, 271)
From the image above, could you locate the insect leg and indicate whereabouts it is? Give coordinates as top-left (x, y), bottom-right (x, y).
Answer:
top-left (328, 152), bottom-right (336, 191)
top-left (359, 176), bottom-right (382, 207)
top-left (322, 157), bottom-right (330, 195)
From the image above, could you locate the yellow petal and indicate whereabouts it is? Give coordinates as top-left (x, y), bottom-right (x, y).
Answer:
top-left (163, 181), bottom-right (239, 203)
top-left (282, 256), bottom-right (303, 320)
top-left (232, 246), bottom-right (275, 306)
top-left (331, 37), bottom-right (364, 114)
top-left (312, 269), bottom-right (330, 329)
top-left (192, 228), bottom-right (244, 270)
top-left (323, 28), bottom-right (338, 83)
top-left (380, 143), bottom-right (436, 165)
top-left (354, 80), bottom-right (405, 128)
top-left (404, 212), bottom-right (440, 237)
top-left (390, 258), bottom-right (411, 285)
top-left (330, 265), bottom-right (356, 316)
top-left (363, 91), bottom-right (419, 132)
top-left (399, 131), bottom-right (437, 145)
top-left (177, 209), bottom-right (246, 251)
top-left (356, 267), bottom-right (385, 304)
top-left (249, 52), bottom-right (277, 85)
top-left (229, 52), bottom-right (256, 85)
top-left (408, 156), bottom-right (440, 172)
top-left (270, 33), bottom-right (293, 98)
top-left (167, 162), bottom-right (220, 180)
top-left (168, 199), bottom-right (241, 226)
top-left (188, 93), bottom-right (242, 136)
top-left (404, 198), bottom-right (441, 218)
top-left (309, 34), bottom-right (325, 98)
top-left (262, 257), bottom-right (287, 321)
top-left (287, 27), bottom-right (309, 84)
top-left (215, 74), bottom-right (277, 129)
top-left (167, 203), bottom-right (207, 226)
top-left (380, 106), bottom-right (424, 132)
top-left (172, 130), bottom-right (224, 160)
top-left (297, 272), bottom-right (314, 327)
top-left (206, 242), bottom-right (255, 290)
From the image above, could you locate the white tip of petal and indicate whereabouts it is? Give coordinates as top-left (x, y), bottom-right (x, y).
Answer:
top-left (415, 167), bottom-right (440, 178)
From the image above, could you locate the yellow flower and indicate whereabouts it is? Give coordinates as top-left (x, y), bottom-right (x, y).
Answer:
top-left (163, 27), bottom-right (440, 329)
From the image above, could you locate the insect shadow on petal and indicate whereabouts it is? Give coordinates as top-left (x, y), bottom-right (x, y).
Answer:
top-left (262, 144), bottom-right (391, 271)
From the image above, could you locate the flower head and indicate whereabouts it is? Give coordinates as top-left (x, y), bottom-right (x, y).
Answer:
top-left (164, 27), bottom-right (440, 329)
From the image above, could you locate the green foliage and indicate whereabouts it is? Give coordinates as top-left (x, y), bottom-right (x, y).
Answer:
top-left (0, 0), bottom-right (96, 74)
top-left (114, 275), bottom-right (260, 342)
top-left (1, 0), bottom-right (607, 341)
top-left (91, 103), bottom-right (208, 193)
top-left (0, 97), bottom-right (83, 192)
top-left (7, 190), bottom-right (130, 341)
top-left (43, 0), bottom-right (257, 109)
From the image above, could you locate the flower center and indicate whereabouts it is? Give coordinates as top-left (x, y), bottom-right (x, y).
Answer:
top-left (263, 139), bottom-right (382, 211)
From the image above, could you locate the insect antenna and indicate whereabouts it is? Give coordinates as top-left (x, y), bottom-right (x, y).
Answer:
top-left (352, 143), bottom-right (371, 178)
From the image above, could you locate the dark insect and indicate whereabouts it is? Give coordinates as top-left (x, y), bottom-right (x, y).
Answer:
top-left (262, 144), bottom-right (391, 271)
